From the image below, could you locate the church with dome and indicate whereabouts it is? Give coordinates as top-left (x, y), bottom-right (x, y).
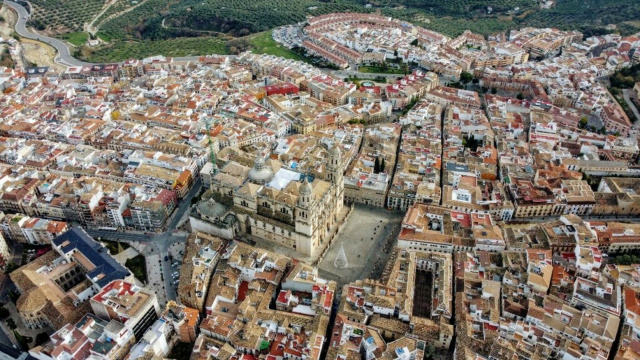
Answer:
top-left (205, 143), bottom-right (345, 257)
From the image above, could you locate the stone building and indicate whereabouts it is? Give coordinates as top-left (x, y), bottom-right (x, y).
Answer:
top-left (208, 143), bottom-right (345, 257)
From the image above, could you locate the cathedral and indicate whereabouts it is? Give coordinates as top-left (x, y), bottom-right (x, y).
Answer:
top-left (207, 143), bottom-right (345, 257)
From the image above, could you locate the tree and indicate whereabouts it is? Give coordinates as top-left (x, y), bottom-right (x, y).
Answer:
top-left (4, 262), bottom-right (19, 274)
top-left (424, 344), bottom-right (436, 360)
top-left (465, 135), bottom-right (479, 151)
top-left (516, 92), bottom-right (524, 100)
top-left (169, 342), bottom-right (195, 359)
top-left (13, 331), bottom-right (32, 351)
top-left (460, 71), bottom-right (473, 84)
top-left (491, 87), bottom-right (497, 94)
top-left (374, 157), bottom-right (380, 174)
top-left (35, 332), bottom-right (50, 346)
top-left (381, 158), bottom-right (386, 173)
top-left (0, 306), bottom-right (9, 319)
top-left (579, 116), bottom-right (588, 129)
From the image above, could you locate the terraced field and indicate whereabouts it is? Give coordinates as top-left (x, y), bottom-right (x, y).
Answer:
top-left (517, 0), bottom-right (640, 32)
top-left (98, 0), bottom-right (176, 40)
top-left (160, 0), bottom-right (364, 35)
top-left (28, 0), bottom-right (106, 33)
top-left (84, 36), bottom-right (228, 62)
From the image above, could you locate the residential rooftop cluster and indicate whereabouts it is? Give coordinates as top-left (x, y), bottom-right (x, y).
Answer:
top-left (2, 9), bottom-right (640, 360)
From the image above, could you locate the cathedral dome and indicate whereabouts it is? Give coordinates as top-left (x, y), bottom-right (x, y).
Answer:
top-left (248, 156), bottom-right (273, 184)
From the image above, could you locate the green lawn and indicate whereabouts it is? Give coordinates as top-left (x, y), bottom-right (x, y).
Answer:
top-left (359, 66), bottom-right (406, 75)
top-left (96, 31), bottom-right (112, 43)
top-left (248, 31), bottom-right (310, 63)
top-left (345, 76), bottom-right (388, 84)
top-left (125, 255), bottom-right (147, 284)
top-left (58, 32), bottom-right (89, 46)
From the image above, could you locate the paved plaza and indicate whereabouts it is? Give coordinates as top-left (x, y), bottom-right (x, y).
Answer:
top-left (317, 205), bottom-right (404, 287)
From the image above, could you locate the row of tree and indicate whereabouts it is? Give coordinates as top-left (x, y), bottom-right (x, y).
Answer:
top-left (373, 157), bottom-right (386, 174)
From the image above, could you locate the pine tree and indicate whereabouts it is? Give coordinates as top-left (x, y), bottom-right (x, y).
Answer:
top-left (381, 158), bottom-right (386, 173)
top-left (374, 157), bottom-right (380, 174)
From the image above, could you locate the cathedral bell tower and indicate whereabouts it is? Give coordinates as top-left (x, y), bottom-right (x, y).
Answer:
top-left (295, 176), bottom-right (314, 237)
top-left (327, 143), bottom-right (344, 213)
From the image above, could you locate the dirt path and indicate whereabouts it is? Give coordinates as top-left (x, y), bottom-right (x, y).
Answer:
top-left (87, 0), bottom-right (117, 35)
top-left (94, 0), bottom-right (151, 32)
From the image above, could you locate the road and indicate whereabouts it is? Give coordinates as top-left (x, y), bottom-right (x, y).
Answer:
top-left (85, 177), bottom-right (202, 303)
top-left (3, 0), bottom-right (90, 67)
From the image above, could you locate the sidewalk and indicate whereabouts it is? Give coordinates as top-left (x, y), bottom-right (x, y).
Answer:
top-left (145, 253), bottom-right (168, 307)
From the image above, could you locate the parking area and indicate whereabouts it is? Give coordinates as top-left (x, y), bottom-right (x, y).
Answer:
top-left (317, 205), bottom-right (404, 287)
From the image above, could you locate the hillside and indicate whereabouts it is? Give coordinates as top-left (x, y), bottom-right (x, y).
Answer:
top-left (124, 0), bottom-right (640, 38)
top-left (58, 0), bottom-right (640, 62)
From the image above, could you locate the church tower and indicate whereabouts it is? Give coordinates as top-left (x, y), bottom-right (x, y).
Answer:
top-left (327, 143), bottom-right (344, 213)
top-left (295, 176), bottom-right (314, 238)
